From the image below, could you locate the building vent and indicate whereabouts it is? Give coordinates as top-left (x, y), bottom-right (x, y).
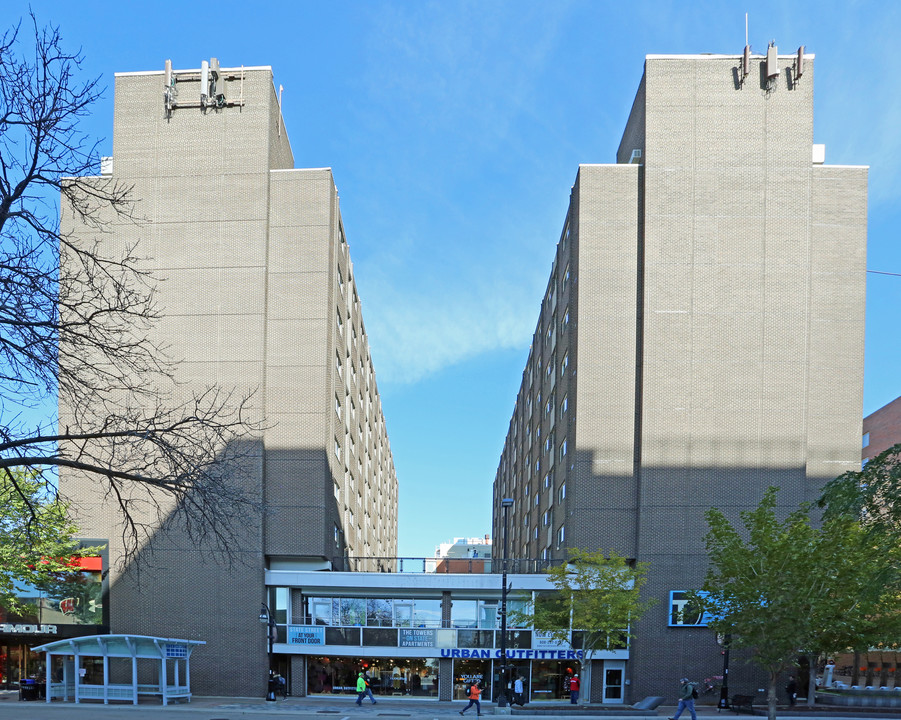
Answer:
top-left (794, 46), bottom-right (805, 82)
top-left (629, 149), bottom-right (643, 164)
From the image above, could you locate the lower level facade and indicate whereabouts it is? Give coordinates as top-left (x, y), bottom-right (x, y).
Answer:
top-left (265, 570), bottom-right (628, 703)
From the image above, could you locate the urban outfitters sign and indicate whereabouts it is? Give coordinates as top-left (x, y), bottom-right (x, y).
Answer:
top-left (440, 648), bottom-right (583, 660)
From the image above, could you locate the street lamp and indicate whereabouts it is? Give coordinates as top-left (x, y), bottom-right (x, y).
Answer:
top-left (260, 603), bottom-right (276, 701)
top-left (717, 632), bottom-right (731, 710)
top-left (497, 497), bottom-right (514, 708)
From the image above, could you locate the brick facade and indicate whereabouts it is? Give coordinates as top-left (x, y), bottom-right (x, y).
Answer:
top-left (493, 52), bottom-right (867, 702)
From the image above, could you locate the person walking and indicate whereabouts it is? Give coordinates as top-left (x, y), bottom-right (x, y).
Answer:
top-left (670, 678), bottom-right (697, 720)
top-left (570, 673), bottom-right (581, 704)
top-left (513, 675), bottom-right (526, 706)
top-left (356, 671), bottom-right (377, 705)
top-left (460, 680), bottom-right (482, 716)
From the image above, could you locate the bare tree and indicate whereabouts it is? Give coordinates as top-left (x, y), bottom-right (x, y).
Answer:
top-left (0, 14), bottom-right (261, 566)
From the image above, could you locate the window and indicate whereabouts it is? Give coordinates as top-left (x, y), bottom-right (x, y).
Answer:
top-left (335, 394), bottom-right (342, 419)
top-left (559, 483), bottom-right (566, 502)
top-left (562, 306), bottom-right (569, 327)
top-left (561, 352), bottom-right (569, 375)
top-left (545, 437), bottom-right (552, 454)
top-left (534, 492), bottom-right (539, 507)
top-left (863, 432), bottom-right (870, 448)
top-left (558, 526), bottom-right (565, 545)
top-left (544, 473), bottom-right (551, 489)
top-left (545, 397), bottom-right (552, 417)
top-left (543, 510), bottom-right (551, 526)
top-left (560, 394), bottom-right (568, 417)
top-left (334, 437), bottom-right (341, 459)
top-left (336, 309), bottom-right (343, 333)
top-left (563, 263), bottom-right (570, 291)
top-left (560, 439), bottom-right (567, 460)
top-left (336, 353), bottom-right (343, 377)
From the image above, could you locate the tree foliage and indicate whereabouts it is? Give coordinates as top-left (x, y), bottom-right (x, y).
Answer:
top-left (820, 443), bottom-right (901, 544)
top-left (0, 14), bottom-right (261, 565)
top-left (698, 487), bottom-right (901, 720)
top-left (0, 467), bottom-right (98, 614)
top-left (514, 549), bottom-right (654, 657)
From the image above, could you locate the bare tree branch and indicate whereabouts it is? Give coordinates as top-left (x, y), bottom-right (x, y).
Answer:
top-left (0, 13), bottom-right (263, 569)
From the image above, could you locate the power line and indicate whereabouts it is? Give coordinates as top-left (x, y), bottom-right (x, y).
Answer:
top-left (867, 270), bottom-right (901, 278)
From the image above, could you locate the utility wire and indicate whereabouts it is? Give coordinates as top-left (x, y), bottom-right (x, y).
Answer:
top-left (867, 270), bottom-right (901, 278)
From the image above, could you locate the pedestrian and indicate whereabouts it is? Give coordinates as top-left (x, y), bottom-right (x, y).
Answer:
top-left (459, 680), bottom-right (482, 716)
top-left (670, 677), bottom-right (697, 720)
top-left (570, 673), bottom-right (581, 704)
top-left (786, 676), bottom-right (797, 707)
top-left (356, 671), bottom-right (377, 705)
top-left (513, 675), bottom-right (526, 706)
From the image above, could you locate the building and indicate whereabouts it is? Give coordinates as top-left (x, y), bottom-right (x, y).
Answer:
top-left (492, 48), bottom-right (866, 701)
top-left (863, 395), bottom-right (901, 463)
top-left (57, 60), bottom-right (398, 696)
top-left (429, 536), bottom-right (493, 573)
top-left (264, 569), bottom-right (623, 702)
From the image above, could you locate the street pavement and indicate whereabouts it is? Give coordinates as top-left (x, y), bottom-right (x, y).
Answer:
top-left (0, 693), bottom-right (898, 720)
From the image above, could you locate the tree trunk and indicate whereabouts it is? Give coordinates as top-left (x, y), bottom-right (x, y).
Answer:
top-left (852, 651), bottom-right (860, 686)
top-left (807, 653), bottom-right (817, 709)
top-left (768, 672), bottom-right (778, 720)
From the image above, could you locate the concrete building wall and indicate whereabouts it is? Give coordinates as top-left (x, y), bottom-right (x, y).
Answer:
top-left (59, 63), bottom-right (397, 696)
top-left (493, 51), bottom-right (867, 701)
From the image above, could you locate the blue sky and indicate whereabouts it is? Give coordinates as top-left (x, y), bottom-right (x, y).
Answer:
top-left (26, 1), bottom-right (901, 558)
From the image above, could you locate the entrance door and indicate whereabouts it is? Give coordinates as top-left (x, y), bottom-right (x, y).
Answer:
top-left (602, 661), bottom-right (625, 703)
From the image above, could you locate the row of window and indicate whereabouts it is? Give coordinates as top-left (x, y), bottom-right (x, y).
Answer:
top-left (301, 597), bottom-right (530, 629)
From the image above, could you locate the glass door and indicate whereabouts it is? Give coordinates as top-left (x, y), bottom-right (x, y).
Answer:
top-left (603, 660), bottom-right (625, 703)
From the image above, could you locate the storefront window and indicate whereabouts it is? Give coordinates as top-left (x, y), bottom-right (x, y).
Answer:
top-left (478, 601), bottom-right (498, 629)
top-left (307, 656), bottom-right (438, 697)
top-left (340, 598), bottom-right (366, 626)
top-left (413, 599), bottom-right (441, 628)
top-left (453, 658), bottom-right (491, 700)
top-left (451, 600), bottom-right (477, 628)
top-left (366, 599), bottom-right (393, 627)
top-left (531, 659), bottom-right (578, 700)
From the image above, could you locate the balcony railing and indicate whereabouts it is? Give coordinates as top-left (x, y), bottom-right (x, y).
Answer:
top-left (329, 556), bottom-right (564, 574)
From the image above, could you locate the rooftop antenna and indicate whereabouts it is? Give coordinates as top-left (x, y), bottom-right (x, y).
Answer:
top-left (740, 12), bottom-right (751, 84)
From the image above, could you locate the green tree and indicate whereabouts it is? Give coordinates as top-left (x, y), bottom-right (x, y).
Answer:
top-left (514, 549), bottom-right (654, 658)
top-left (699, 487), bottom-right (901, 720)
top-left (820, 443), bottom-right (901, 542)
top-left (0, 467), bottom-right (97, 615)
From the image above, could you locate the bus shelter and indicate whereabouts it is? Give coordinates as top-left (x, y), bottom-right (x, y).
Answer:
top-left (31, 634), bottom-right (205, 705)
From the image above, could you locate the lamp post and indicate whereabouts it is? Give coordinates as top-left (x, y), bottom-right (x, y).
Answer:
top-left (497, 497), bottom-right (514, 708)
top-left (259, 603), bottom-right (276, 701)
top-left (717, 633), bottom-right (731, 710)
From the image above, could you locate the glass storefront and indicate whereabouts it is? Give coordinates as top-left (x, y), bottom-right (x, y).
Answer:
top-left (531, 659), bottom-right (580, 700)
top-left (0, 643), bottom-right (46, 690)
top-left (307, 656), bottom-right (439, 697)
top-left (453, 658), bottom-right (492, 700)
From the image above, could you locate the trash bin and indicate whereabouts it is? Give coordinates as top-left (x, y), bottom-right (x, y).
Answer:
top-left (20, 679), bottom-right (38, 701)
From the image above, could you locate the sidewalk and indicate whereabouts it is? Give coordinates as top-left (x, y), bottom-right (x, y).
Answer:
top-left (2, 692), bottom-right (900, 720)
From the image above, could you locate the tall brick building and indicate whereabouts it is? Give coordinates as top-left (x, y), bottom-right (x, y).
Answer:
top-left (58, 62), bottom-right (398, 696)
top-left (493, 50), bottom-right (867, 701)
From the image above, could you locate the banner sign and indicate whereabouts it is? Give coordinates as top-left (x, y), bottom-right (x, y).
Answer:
top-left (533, 631), bottom-right (569, 650)
top-left (288, 625), bottom-right (325, 645)
top-left (400, 628), bottom-right (436, 647)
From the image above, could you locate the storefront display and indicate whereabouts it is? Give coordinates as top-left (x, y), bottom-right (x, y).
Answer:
top-left (307, 656), bottom-right (439, 697)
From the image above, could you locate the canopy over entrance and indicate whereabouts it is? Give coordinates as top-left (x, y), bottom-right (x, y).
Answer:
top-left (31, 634), bottom-right (205, 705)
